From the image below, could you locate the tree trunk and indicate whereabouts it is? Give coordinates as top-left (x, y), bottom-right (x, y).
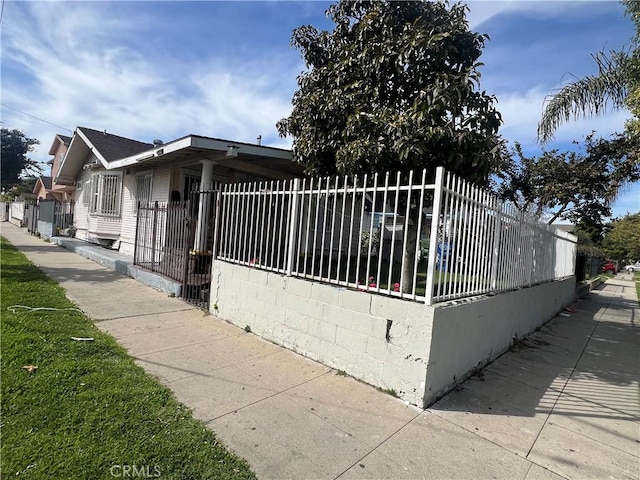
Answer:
top-left (401, 206), bottom-right (420, 294)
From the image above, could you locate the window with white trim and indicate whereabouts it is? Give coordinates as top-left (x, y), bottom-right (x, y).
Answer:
top-left (134, 172), bottom-right (153, 212)
top-left (88, 173), bottom-right (123, 216)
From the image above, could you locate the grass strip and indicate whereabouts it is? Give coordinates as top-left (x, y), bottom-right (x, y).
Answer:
top-left (0, 236), bottom-right (255, 479)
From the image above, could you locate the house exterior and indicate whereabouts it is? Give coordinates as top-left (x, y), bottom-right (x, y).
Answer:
top-left (54, 127), bottom-right (303, 256)
top-left (33, 134), bottom-right (74, 201)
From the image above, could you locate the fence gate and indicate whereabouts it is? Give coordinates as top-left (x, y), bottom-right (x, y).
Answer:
top-left (133, 184), bottom-right (219, 309)
top-left (24, 202), bottom-right (39, 234)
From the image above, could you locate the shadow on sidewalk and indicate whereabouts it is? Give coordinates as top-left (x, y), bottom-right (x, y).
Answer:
top-left (430, 282), bottom-right (639, 423)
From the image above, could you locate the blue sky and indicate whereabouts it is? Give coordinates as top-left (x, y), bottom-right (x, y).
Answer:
top-left (1, 1), bottom-right (637, 219)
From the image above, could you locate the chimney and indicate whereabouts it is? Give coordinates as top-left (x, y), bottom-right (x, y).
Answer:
top-left (257, 135), bottom-right (262, 146)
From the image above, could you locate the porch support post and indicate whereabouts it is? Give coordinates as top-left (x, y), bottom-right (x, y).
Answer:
top-left (194, 159), bottom-right (216, 253)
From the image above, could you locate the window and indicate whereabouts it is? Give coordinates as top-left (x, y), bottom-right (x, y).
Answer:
top-left (88, 173), bottom-right (122, 216)
top-left (82, 179), bottom-right (91, 205)
top-left (134, 172), bottom-right (153, 211)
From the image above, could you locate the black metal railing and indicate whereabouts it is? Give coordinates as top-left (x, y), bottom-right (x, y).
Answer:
top-left (133, 185), bottom-right (218, 308)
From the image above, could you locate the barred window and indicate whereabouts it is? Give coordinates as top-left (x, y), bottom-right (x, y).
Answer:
top-left (134, 172), bottom-right (153, 212)
top-left (89, 173), bottom-right (122, 216)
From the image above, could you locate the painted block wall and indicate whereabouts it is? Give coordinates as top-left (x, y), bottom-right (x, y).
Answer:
top-left (424, 277), bottom-right (575, 405)
top-left (210, 260), bottom-right (576, 408)
top-left (210, 260), bottom-right (435, 406)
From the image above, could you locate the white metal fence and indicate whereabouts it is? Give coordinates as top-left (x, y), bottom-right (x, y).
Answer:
top-left (214, 167), bottom-right (577, 305)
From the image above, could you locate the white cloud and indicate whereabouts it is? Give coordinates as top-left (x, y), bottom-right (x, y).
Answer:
top-left (1, 2), bottom-right (299, 168)
top-left (466, 0), bottom-right (618, 30)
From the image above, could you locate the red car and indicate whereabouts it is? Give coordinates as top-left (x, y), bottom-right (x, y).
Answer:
top-left (601, 262), bottom-right (617, 274)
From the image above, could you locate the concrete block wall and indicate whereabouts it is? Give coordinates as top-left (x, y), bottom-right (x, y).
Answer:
top-left (425, 277), bottom-right (575, 405)
top-left (210, 260), bottom-right (576, 408)
top-left (210, 260), bottom-right (435, 406)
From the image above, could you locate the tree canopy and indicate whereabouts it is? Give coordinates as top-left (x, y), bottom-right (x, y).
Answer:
top-left (495, 133), bottom-right (640, 225)
top-left (601, 213), bottom-right (640, 262)
top-left (277, 0), bottom-right (503, 184)
top-left (1, 128), bottom-right (41, 191)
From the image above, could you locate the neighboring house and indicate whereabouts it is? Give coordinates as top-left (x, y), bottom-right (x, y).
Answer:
top-left (54, 126), bottom-right (303, 256)
top-left (32, 176), bottom-right (54, 200)
top-left (33, 134), bottom-right (74, 201)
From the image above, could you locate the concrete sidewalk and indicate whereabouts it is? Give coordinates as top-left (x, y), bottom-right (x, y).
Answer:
top-left (2, 222), bottom-right (638, 480)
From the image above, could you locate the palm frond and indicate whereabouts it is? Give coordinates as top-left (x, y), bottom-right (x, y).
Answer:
top-left (537, 51), bottom-right (628, 144)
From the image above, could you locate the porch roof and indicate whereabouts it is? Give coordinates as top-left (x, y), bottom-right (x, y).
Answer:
top-left (105, 134), bottom-right (302, 180)
top-left (55, 129), bottom-right (303, 185)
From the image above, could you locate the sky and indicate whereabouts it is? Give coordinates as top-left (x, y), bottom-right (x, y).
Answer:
top-left (1, 0), bottom-right (637, 219)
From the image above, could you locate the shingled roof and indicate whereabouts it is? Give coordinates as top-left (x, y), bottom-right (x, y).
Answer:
top-left (77, 127), bottom-right (153, 162)
top-left (58, 134), bottom-right (72, 145)
top-left (40, 176), bottom-right (53, 190)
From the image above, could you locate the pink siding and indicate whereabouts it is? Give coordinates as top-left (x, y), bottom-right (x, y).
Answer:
top-left (73, 159), bottom-right (123, 243)
top-left (119, 167), bottom-right (172, 256)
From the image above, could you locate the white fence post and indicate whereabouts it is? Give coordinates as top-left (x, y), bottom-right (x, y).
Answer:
top-left (211, 185), bottom-right (223, 260)
top-left (425, 167), bottom-right (445, 305)
top-left (286, 178), bottom-right (301, 276)
top-left (489, 198), bottom-right (503, 291)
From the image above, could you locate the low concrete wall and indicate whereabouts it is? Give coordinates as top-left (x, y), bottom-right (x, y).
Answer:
top-left (210, 260), bottom-right (434, 406)
top-left (424, 277), bottom-right (575, 405)
top-left (51, 237), bottom-right (182, 297)
top-left (210, 260), bottom-right (576, 408)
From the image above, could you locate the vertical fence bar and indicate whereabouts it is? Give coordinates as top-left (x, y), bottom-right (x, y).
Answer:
top-left (365, 173), bottom-right (379, 291)
top-left (133, 200), bottom-right (141, 265)
top-left (489, 198), bottom-right (503, 292)
top-left (211, 187), bottom-right (222, 260)
top-left (376, 172), bottom-right (390, 292)
top-left (296, 178), bottom-right (307, 274)
top-left (345, 175), bottom-right (357, 285)
top-left (387, 172), bottom-right (401, 291)
top-left (276, 180), bottom-right (285, 271)
top-left (286, 178), bottom-right (301, 276)
top-left (327, 176), bottom-right (339, 281)
top-left (399, 170), bottom-right (413, 297)
top-left (319, 177), bottom-right (331, 279)
top-left (355, 174), bottom-right (368, 288)
top-left (303, 178), bottom-right (314, 277)
top-left (411, 169), bottom-right (427, 299)
top-left (336, 175), bottom-right (348, 284)
top-left (459, 180), bottom-right (472, 297)
top-left (425, 167), bottom-right (445, 305)
top-left (265, 181), bottom-right (275, 269)
top-left (151, 201), bottom-right (158, 272)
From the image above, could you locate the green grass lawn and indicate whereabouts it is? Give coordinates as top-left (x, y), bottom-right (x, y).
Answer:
top-left (0, 237), bottom-right (255, 480)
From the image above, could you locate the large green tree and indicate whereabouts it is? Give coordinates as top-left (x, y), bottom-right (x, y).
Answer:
top-left (277, 0), bottom-right (503, 183)
top-left (495, 133), bottom-right (640, 225)
top-left (601, 213), bottom-right (640, 262)
top-left (537, 0), bottom-right (639, 143)
top-left (278, 0), bottom-right (504, 292)
top-left (1, 128), bottom-right (41, 191)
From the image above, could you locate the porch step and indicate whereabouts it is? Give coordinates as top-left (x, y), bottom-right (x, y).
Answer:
top-left (51, 236), bottom-right (182, 297)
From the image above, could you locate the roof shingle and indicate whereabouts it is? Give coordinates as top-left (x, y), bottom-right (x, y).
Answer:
top-left (78, 127), bottom-right (152, 162)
